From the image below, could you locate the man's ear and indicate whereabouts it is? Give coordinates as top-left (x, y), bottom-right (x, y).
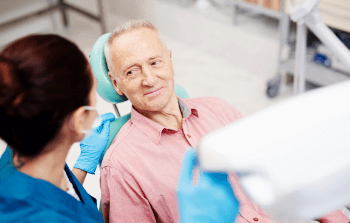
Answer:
top-left (108, 71), bottom-right (124, 96)
top-left (169, 50), bottom-right (172, 60)
top-left (168, 50), bottom-right (174, 71)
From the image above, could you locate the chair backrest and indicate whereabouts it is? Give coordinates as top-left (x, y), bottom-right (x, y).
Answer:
top-left (89, 34), bottom-right (189, 165)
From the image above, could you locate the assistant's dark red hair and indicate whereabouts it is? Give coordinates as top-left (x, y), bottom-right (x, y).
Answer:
top-left (0, 34), bottom-right (92, 156)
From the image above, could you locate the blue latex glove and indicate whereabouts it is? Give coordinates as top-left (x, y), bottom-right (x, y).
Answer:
top-left (177, 148), bottom-right (240, 223)
top-left (74, 113), bottom-right (115, 174)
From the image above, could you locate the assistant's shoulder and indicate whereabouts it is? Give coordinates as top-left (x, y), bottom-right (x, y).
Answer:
top-left (0, 196), bottom-right (78, 223)
top-left (21, 211), bottom-right (79, 223)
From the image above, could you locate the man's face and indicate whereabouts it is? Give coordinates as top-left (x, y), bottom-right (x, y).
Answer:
top-left (108, 28), bottom-right (175, 113)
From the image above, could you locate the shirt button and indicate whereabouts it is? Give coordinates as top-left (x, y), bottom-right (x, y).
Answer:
top-left (186, 134), bottom-right (191, 138)
top-left (253, 218), bottom-right (259, 221)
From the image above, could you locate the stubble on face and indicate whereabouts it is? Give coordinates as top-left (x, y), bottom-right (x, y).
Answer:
top-left (109, 28), bottom-right (178, 115)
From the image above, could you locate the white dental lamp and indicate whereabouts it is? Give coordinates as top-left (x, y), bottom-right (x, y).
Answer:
top-left (198, 80), bottom-right (350, 221)
top-left (197, 0), bottom-right (350, 221)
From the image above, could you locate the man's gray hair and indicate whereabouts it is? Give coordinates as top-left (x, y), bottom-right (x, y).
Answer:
top-left (104, 20), bottom-right (162, 73)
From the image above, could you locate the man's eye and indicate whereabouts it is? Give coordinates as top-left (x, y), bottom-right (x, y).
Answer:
top-left (152, 61), bottom-right (160, 66)
top-left (127, 69), bottom-right (137, 76)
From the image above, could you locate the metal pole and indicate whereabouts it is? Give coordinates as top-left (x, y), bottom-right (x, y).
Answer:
top-left (277, 0), bottom-right (289, 82)
top-left (58, 0), bottom-right (69, 28)
top-left (113, 104), bottom-right (121, 118)
top-left (47, 0), bottom-right (63, 35)
top-left (97, 0), bottom-right (107, 34)
top-left (294, 20), bottom-right (307, 94)
top-left (278, 0), bottom-right (289, 62)
top-left (0, 5), bottom-right (57, 30)
top-left (232, 0), bottom-right (239, 25)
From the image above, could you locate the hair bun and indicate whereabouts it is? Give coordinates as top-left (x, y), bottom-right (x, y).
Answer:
top-left (0, 57), bottom-right (23, 109)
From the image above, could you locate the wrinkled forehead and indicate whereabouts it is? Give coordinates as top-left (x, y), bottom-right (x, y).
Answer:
top-left (110, 28), bottom-right (167, 58)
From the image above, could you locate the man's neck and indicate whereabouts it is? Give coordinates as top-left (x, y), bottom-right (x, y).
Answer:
top-left (137, 95), bottom-right (183, 130)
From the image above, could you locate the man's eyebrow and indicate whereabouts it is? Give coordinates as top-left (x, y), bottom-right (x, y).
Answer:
top-left (121, 55), bottom-right (163, 72)
top-left (148, 55), bottom-right (162, 61)
top-left (121, 63), bottom-right (138, 72)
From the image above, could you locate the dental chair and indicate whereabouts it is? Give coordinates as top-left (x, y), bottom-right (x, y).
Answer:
top-left (90, 33), bottom-right (189, 215)
top-left (90, 33), bottom-right (190, 165)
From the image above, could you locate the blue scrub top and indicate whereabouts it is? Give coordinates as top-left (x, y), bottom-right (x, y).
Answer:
top-left (0, 147), bottom-right (105, 223)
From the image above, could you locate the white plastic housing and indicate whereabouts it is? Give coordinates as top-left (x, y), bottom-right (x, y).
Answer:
top-left (197, 80), bottom-right (350, 221)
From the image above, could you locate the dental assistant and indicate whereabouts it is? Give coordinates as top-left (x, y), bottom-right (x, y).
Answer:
top-left (0, 34), bottom-right (114, 223)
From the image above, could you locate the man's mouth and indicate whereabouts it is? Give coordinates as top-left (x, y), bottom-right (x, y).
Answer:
top-left (145, 87), bottom-right (162, 96)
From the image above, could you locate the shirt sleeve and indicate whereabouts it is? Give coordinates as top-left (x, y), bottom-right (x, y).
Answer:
top-left (229, 173), bottom-right (349, 223)
top-left (217, 98), bottom-right (243, 122)
top-left (317, 210), bottom-right (349, 223)
top-left (100, 166), bottom-right (157, 223)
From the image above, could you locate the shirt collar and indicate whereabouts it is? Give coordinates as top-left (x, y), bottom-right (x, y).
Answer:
top-left (178, 97), bottom-right (198, 118)
top-left (130, 98), bottom-right (198, 144)
top-left (178, 98), bottom-right (191, 118)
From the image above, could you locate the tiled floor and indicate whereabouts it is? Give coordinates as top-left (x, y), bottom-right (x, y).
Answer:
top-left (1, 0), bottom-right (296, 207)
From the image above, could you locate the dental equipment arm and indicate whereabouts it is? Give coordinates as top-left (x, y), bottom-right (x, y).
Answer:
top-left (197, 80), bottom-right (350, 222)
top-left (289, 0), bottom-right (350, 93)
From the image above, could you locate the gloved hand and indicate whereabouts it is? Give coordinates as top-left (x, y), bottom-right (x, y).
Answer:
top-left (74, 113), bottom-right (115, 174)
top-left (177, 148), bottom-right (240, 223)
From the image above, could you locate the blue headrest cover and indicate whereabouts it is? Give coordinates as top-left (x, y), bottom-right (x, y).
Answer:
top-left (90, 33), bottom-right (128, 103)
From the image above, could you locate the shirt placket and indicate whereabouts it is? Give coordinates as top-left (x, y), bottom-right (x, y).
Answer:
top-left (181, 118), bottom-right (195, 147)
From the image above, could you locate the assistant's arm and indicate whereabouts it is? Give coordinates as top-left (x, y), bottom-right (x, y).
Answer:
top-left (73, 113), bottom-right (115, 184)
top-left (100, 166), bottom-right (157, 223)
top-left (177, 148), bottom-right (240, 223)
top-left (71, 168), bottom-right (87, 185)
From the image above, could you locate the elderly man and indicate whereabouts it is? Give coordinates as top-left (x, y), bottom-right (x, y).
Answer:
top-left (100, 20), bottom-right (348, 223)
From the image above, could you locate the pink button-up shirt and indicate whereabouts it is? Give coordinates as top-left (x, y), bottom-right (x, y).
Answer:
top-left (100, 97), bottom-right (348, 223)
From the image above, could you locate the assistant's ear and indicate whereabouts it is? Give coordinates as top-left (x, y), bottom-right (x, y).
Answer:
top-left (70, 107), bottom-right (89, 136)
top-left (108, 71), bottom-right (124, 96)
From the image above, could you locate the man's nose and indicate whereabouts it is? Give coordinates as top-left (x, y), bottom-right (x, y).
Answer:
top-left (141, 66), bottom-right (156, 86)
